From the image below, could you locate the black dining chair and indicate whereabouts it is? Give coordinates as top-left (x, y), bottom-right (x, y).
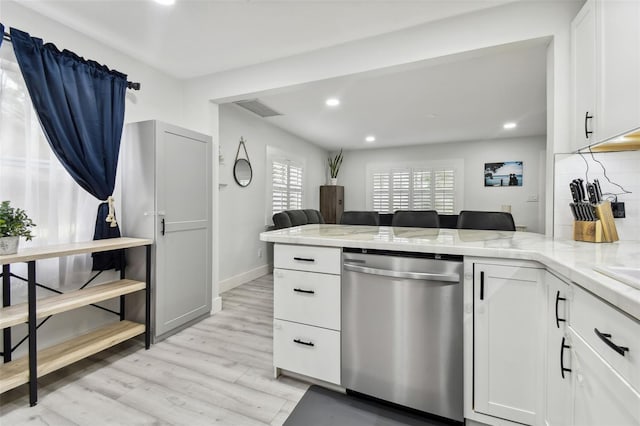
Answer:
top-left (456, 211), bottom-right (516, 231)
top-left (392, 210), bottom-right (440, 228)
top-left (340, 211), bottom-right (380, 226)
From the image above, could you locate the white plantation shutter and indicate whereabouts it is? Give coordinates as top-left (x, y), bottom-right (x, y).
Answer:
top-left (272, 159), bottom-right (303, 215)
top-left (370, 166), bottom-right (456, 214)
top-left (372, 172), bottom-right (390, 212)
top-left (391, 169), bottom-right (410, 210)
top-left (412, 169), bottom-right (432, 209)
top-left (434, 169), bottom-right (455, 214)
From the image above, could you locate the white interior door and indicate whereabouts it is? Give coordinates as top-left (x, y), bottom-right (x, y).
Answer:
top-left (155, 124), bottom-right (212, 337)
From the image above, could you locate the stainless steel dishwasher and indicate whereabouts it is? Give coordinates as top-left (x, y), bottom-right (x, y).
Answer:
top-left (342, 248), bottom-right (463, 422)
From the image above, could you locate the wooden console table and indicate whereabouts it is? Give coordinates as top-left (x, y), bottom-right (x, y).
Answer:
top-left (0, 237), bottom-right (152, 406)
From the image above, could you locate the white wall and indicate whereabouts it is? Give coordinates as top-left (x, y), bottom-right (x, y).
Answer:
top-left (182, 1), bottom-right (581, 239)
top-left (217, 104), bottom-right (328, 290)
top-left (339, 136), bottom-right (546, 233)
top-left (3, 1), bottom-right (185, 126)
top-left (1, 2), bottom-right (188, 355)
top-left (554, 150), bottom-right (640, 241)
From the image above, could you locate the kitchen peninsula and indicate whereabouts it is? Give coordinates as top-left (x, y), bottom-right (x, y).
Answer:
top-left (260, 225), bottom-right (640, 426)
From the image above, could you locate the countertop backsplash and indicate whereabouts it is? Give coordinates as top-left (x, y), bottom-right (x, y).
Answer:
top-left (554, 150), bottom-right (639, 241)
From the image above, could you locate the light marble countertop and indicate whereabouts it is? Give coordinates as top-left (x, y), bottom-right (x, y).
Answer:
top-left (260, 225), bottom-right (640, 320)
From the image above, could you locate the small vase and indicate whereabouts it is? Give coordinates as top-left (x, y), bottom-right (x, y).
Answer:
top-left (330, 178), bottom-right (338, 185)
top-left (0, 236), bottom-right (19, 255)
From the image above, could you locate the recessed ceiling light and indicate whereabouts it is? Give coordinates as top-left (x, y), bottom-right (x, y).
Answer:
top-left (154, 0), bottom-right (175, 5)
top-left (325, 98), bottom-right (340, 107)
top-left (503, 122), bottom-right (517, 129)
top-left (365, 136), bottom-right (376, 143)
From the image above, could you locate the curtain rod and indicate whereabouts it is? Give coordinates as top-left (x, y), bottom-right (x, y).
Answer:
top-left (3, 31), bottom-right (141, 91)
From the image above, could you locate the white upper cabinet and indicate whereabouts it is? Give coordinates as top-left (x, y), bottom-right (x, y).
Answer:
top-left (571, 0), bottom-right (640, 151)
top-left (597, 0), bottom-right (640, 142)
top-left (572, 0), bottom-right (598, 150)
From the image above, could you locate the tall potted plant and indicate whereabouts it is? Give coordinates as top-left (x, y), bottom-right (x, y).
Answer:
top-left (0, 201), bottom-right (36, 255)
top-left (328, 149), bottom-right (344, 185)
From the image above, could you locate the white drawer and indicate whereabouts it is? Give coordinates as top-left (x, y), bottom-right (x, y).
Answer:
top-left (273, 319), bottom-right (340, 385)
top-left (274, 244), bottom-right (341, 275)
top-left (274, 269), bottom-right (340, 330)
top-left (571, 284), bottom-right (640, 392)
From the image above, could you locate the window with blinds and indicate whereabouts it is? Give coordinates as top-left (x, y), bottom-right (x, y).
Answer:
top-left (371, 167), bottom-right (456, 214)
top-left (272, 159), bottom-right (303, 215)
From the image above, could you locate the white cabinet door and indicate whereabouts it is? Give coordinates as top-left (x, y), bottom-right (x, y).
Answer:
top-left (474, 263), bottom-right (543, 425)
top-left (572, 0), bottom-right (598, 151)
top-left (597, 0), bottom-right (640, 141)
top-left (570, 329), bottom-right (640, 426)
top-left (155, 123), bottom-right (212, 337)
top-left (545, 272), bottom-right (572, 426)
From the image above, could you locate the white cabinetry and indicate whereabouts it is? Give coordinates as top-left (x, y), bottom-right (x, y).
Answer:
top-left (568, 285), bottom-right (640, 426)
top-left (571, 0), bottom-right (598, 150)
top-left (545, 272), bottom-right (572, 426)
top-left (571, 0), bottom-right (640, 151)
top-left (122, 121), bottom-right (212, 341)
top-left (597, 0), bottom-right (640, 142)
top-left (273, 244), bottom-right (341, 385)
top-left (473, 262), bottom-right (544, 425)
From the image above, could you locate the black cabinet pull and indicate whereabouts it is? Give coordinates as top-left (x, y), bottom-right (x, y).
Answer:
top-left (594, 328), bottom-right (629, 356)
top-left (480, 271), bottom-right (485, 300)
top-left (560, 337), bottom-right (572, 379)
top-left (293, 338), bottom-right (314, 347)
top-left (584, 111), bottom-right (593, 139)
top-left (293, 257), bottom-right (315, 262)
top-left (293, 288), bottom-right (315, 294)
top-left (161, 218), bottom-right (165, 236)
top-left (555, 290), bottom-right (567, 329)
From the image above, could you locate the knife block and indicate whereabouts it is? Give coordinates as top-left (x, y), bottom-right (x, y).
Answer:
top-left (573, 201), bottom-right (619, 243)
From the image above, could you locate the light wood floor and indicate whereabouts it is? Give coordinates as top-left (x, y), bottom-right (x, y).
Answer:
top-left (0, 274), bottom-right (309, 425)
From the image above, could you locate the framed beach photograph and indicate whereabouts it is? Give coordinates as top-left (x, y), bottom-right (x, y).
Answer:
top-left (484, 161), bottom-right (523, 187)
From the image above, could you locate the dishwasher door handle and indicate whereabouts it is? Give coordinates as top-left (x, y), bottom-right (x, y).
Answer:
top-left (343, 263), bottom-right (459, 282)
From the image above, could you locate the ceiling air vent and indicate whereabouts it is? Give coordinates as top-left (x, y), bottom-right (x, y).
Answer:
top-left (233, 99), bottom-right (282, 118)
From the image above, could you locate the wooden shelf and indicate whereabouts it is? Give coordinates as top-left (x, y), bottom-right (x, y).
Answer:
top-left (0, 279), bottom-right (146, 329)
top-left (0, 320), bottom-right (144, 393)
top-left (0, 237), bottom-right (152, 264)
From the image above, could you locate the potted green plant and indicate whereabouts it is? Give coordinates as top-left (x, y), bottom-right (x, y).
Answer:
top-left (0, 201), bottom-right (36, 255)
top-left (328, 149), bottom-right (344, 185)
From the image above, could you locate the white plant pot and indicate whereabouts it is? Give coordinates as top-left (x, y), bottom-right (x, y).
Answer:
top-left (330, 178), bottom-right (338, 185)
top-left (0, 236), bottom-right (19, 255)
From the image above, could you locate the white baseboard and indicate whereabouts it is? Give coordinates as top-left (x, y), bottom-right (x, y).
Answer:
top-left (211, 296), bottom-right (222, 314)
top-left (219, 264), bottom-right (271, 293)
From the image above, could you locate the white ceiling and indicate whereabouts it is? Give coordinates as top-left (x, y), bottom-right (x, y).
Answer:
top-left (12, 0), bottom-right (547, 150)
top-left (16, 0), bottom-right (516, 79)
top-left (229, 40), bottom-right (548, 150)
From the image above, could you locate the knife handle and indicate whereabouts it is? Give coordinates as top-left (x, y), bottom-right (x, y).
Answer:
top-left (594, 179), bottom-right (603, 202)
top-left (587, 183), bottom-right (597, 204)
top-left (577, 178), bottom-right (586, 201)
top-left (569, 203), bottom-right (578, 220)
top-left (570, 183), bottom-right (580, 203)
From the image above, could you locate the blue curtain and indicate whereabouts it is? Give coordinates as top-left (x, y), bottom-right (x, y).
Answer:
top-left (10, 27), bottom-right (127, 271)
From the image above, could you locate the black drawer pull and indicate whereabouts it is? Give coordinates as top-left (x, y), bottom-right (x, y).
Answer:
top-left (594, 328), bottom-right (629, 356)
top-left (480, 271), bottom-right (485, 300)
top-left (560, 337), bottom-right (571, 379)
top-left (293, 338), bottom-right (314, 347)
top-left (555, 290), bottom-right (567, 329)
top-left (585, 111), bottom-right (593, 139)
top-left (293, 288), bottom-right (315, 294)
top-left (293, 257), bottom-right (315, 262)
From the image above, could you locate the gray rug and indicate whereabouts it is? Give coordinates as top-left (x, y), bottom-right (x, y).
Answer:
top-left (284, 386), bottom-right (454, 426)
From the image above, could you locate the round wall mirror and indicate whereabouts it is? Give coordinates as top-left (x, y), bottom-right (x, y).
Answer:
top-left (234, 158), bottom-right (253, 187)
